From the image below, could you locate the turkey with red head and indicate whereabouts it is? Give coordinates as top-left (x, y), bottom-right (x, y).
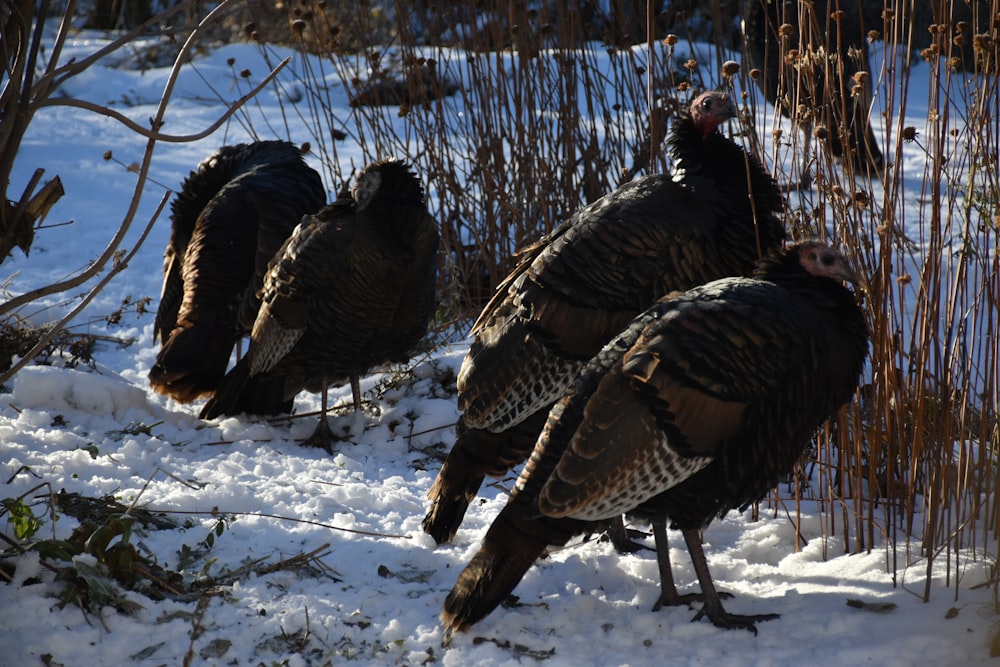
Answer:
top-left (149, 140), bottom-right (326, 407)
top-left (440, 241), bottom-right (869, 635)
top-left (422, 90), bottom-right (786, 546)
top-left (199, 158), bottom-right (439, 451)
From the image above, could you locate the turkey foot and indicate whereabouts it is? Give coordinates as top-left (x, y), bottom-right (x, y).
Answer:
top-left (299, 383), bottom-right (356, 454)
top-left (690, 606), bottom-right (779, 635)
top-left (602, 516), bottom-right (652, 554)
top-left (299, 416), bottom-right (347, 454)
top-left (682, 528), bottom-right (777, 635)
top-left (654, 588), bottom-right (731, 610)
top-left (649, 520), bottom-right (731, 611)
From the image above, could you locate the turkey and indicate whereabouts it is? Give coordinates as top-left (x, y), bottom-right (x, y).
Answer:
top-left (440, 241), bottom-right (869, 634)
top-left (743, 0), bottom-right (884, 182)
top-left (422, 90), bottom-right (786, 546)
top-left (200, 158), bottom-right (440, 451)
top-left (149, 140), bottom-right (326, 406)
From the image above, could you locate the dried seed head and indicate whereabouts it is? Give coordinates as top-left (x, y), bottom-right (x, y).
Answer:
top-left (722, 60), bottom-right (740, 76)
top-left (814, 125), bottom-right (830, 140)
top-left (291, 19), bottom-right (306, 35)
top-left (901, 126), bottom-right (917, 142)
top-left (749, 67), bottom-right (761, 80)
top-left (779, 23), bottom-right (794, 37)
top-left (973, 33), bottom-right (994, 54)
top-left (663, 34), bottom-right (679, 46)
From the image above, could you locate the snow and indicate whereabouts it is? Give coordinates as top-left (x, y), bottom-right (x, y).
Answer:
top-left (1, 19), bottom-right (997, 667)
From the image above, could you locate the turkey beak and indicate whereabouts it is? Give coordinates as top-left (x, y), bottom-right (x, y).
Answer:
top-left (844, 265), bottom-right (868, 298)
top-left (721, 97), bottom-right (738, 121)
top-left (714, 97), bottom-right (738, 138)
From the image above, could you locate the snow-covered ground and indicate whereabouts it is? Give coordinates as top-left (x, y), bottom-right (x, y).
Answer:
top-left (1, 17), bottom-right (996, 667)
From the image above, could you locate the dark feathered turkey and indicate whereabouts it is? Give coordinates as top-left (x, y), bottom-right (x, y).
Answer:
top-left (440, 241), bottom-right (869, 634)
top-left (148, 140), bottom-right (326, 405)
top-left (422, 91), bottom-right (786, 545)
top-left (743, 0), bottom-right (884, 179)
top-left (200, 158), bottom-right (440, 451)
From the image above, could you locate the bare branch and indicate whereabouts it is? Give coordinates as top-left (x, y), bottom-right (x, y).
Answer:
top-left (0, 0), bottom-right (266, 319)
top-left (35, 58), bottom-right (291, 143)
top-left (31, 1), bottom-right (195, 102)
top-left (0, 191), bottom-right (169, 386)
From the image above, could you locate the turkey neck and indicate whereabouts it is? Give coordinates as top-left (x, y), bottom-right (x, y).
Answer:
top-left (361, 165), bottom-right (429, 243)
top-left (667, 112), bottom-right (785, 260)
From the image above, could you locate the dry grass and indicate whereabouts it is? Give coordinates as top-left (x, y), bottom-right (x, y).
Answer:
top-left (773, 1), bottom-right (1000, 609)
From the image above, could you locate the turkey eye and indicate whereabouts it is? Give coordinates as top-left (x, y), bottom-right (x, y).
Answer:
top-left (821, 252), bottom-right (836, 266)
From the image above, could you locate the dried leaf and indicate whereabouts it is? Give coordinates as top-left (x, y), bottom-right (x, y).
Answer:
top-left (845, 598), bottom-right (897, 613)
top-left (129, 643), bottom-right (164, 660)
top-left (199, 638), bottom-right (231, 659)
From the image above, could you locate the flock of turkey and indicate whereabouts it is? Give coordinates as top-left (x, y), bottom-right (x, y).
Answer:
top-left (148, 1), bottom-right (875, 638)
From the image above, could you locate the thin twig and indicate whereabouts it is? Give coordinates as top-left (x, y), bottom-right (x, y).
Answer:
top-left (0, 191), bottom-right (168, 385)
top-left (37, 60), bottom-right (290, 143)
top-left (0, 1), bottom-right (279, 319)
top-left (145, 508), bottom-right (411, 540)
